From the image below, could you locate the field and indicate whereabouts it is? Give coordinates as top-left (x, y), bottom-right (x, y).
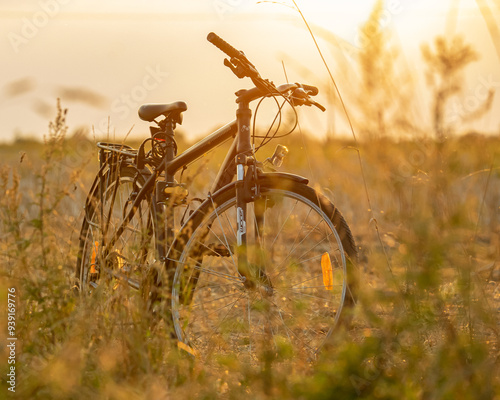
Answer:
top-left (2, 0), bottom-right (500, 396)
top-left (0, 100), bottom-right (499, 399)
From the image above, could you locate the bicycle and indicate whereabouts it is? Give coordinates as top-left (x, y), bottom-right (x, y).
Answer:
top-left (76, 32), bottom-right (358, 362)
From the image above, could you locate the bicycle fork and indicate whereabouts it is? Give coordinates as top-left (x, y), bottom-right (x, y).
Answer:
top-left (235, 98), bottom-right (255, 288)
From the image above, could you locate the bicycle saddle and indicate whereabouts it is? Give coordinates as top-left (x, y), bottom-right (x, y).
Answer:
top-left (138, 101), bottom-right (187, 122)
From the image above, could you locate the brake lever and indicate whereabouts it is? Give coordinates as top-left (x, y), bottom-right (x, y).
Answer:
top-left (310, 100), bottom-right (326, 112)
top-left (289, 87), bottom-right (307, 106)
top-left (290, 88), bottom-right (326, 112)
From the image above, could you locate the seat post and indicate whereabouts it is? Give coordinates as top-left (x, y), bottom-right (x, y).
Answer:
top-left (163, 119), bottom-right (176, 184)
top-left (156, 118), bottom-right (177, 255)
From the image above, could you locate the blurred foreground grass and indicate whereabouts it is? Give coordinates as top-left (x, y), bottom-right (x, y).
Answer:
top-left (0, 107), bottom-right (499, 399)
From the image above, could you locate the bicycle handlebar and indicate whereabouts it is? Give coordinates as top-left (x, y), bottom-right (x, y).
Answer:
top-left (207, 32), bottom-right (242, 59)
top-left (236, 83), bottom-right (318, 103)
top-left (207, 32), bottom-right (322, 108)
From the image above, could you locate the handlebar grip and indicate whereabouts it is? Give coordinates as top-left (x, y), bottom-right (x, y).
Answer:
top-left (301, 84), bottom-right (319, 96)
top-left (207, 32), bottom-right (242, 59)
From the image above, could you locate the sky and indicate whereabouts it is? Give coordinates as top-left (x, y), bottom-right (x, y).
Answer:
top-left (1, 0), bottom-right (499, 143)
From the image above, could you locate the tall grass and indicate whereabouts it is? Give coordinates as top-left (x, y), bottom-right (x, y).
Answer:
top-left (0, 98), bottom-right (498, 398)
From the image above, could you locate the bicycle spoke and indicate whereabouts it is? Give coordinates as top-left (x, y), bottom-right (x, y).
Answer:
top-left (271, 216), bottom-right (327, 279)
top-left (250, 203), bottom-right (266, 267)
top-left (262, 196), bottom-right (268, 251)
top-left (190, 290), bottom-right (248, 344)
top-left (210, 196), bottom-right (238, 269)
top-left (184, 239), bottom-right (238, 273)
top-left (279, 288), bottom-right (337, 302)
top-left (280, 273), bottom-right (328, 289)
top-left (296, 253), bottom-right (331, 267)
top-left (295, 232), bottom-right (336, 262)
top-left (223, 211), bottom-right (238, 242)
top-left (195, 281), bottom-right (242, 291)
top-left (283, 206), bottom-right (313, 257)
top-left (206, 222), bottom-right (238, 270)
top-left (188, 289), bottom-right (244, 310)
top-left (192, 263), bottom-right (245, 284)
top-left (264, 297), bottom-right (319, 354)
top-left (270, 199), bottom-right (299, 248)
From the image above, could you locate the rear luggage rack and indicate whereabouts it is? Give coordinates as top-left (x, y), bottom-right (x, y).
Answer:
top-left (97, 142), bottom-right (137, 157)
top-left (97, 142), bottom-right (137, 166)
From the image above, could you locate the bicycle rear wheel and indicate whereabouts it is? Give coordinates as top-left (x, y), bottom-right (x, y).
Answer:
top-left (76, 164), bottom-right (157, 311)
top-left (171, 177), bottom-right (357, 362)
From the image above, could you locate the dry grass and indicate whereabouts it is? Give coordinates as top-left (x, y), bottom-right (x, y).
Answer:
top-left (0, 98), bottom-right (498, 399)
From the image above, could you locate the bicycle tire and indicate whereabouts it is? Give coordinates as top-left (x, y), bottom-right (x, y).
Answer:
top-left (76, 164), bottom-right (157, 310)
top-left (170, 177), bottom-right (357, 362)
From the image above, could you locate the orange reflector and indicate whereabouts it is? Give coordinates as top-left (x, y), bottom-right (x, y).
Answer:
top-left (90, 241), bottom-right (99, 274)
top-left (321, 252), bottom-right (333, 291)
top-left (177, 341), bottom-right (199, 357)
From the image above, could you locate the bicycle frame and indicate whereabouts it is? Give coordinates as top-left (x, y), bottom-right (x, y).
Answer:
top-left (97, 120), bottom-right (238, 261)
top-left (95, 83), bottom-right (298, 284)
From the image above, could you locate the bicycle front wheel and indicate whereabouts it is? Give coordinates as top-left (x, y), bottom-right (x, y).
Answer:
top-left (171, 177), bottom-right (357, 362)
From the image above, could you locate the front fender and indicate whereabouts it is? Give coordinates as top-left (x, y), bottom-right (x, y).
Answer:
top-left (256, 171), bottom-right (308, 185)
top-left (209, 170), bottom-right (309, 204)
top-left (166, 171), bottom-right (309, 265)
